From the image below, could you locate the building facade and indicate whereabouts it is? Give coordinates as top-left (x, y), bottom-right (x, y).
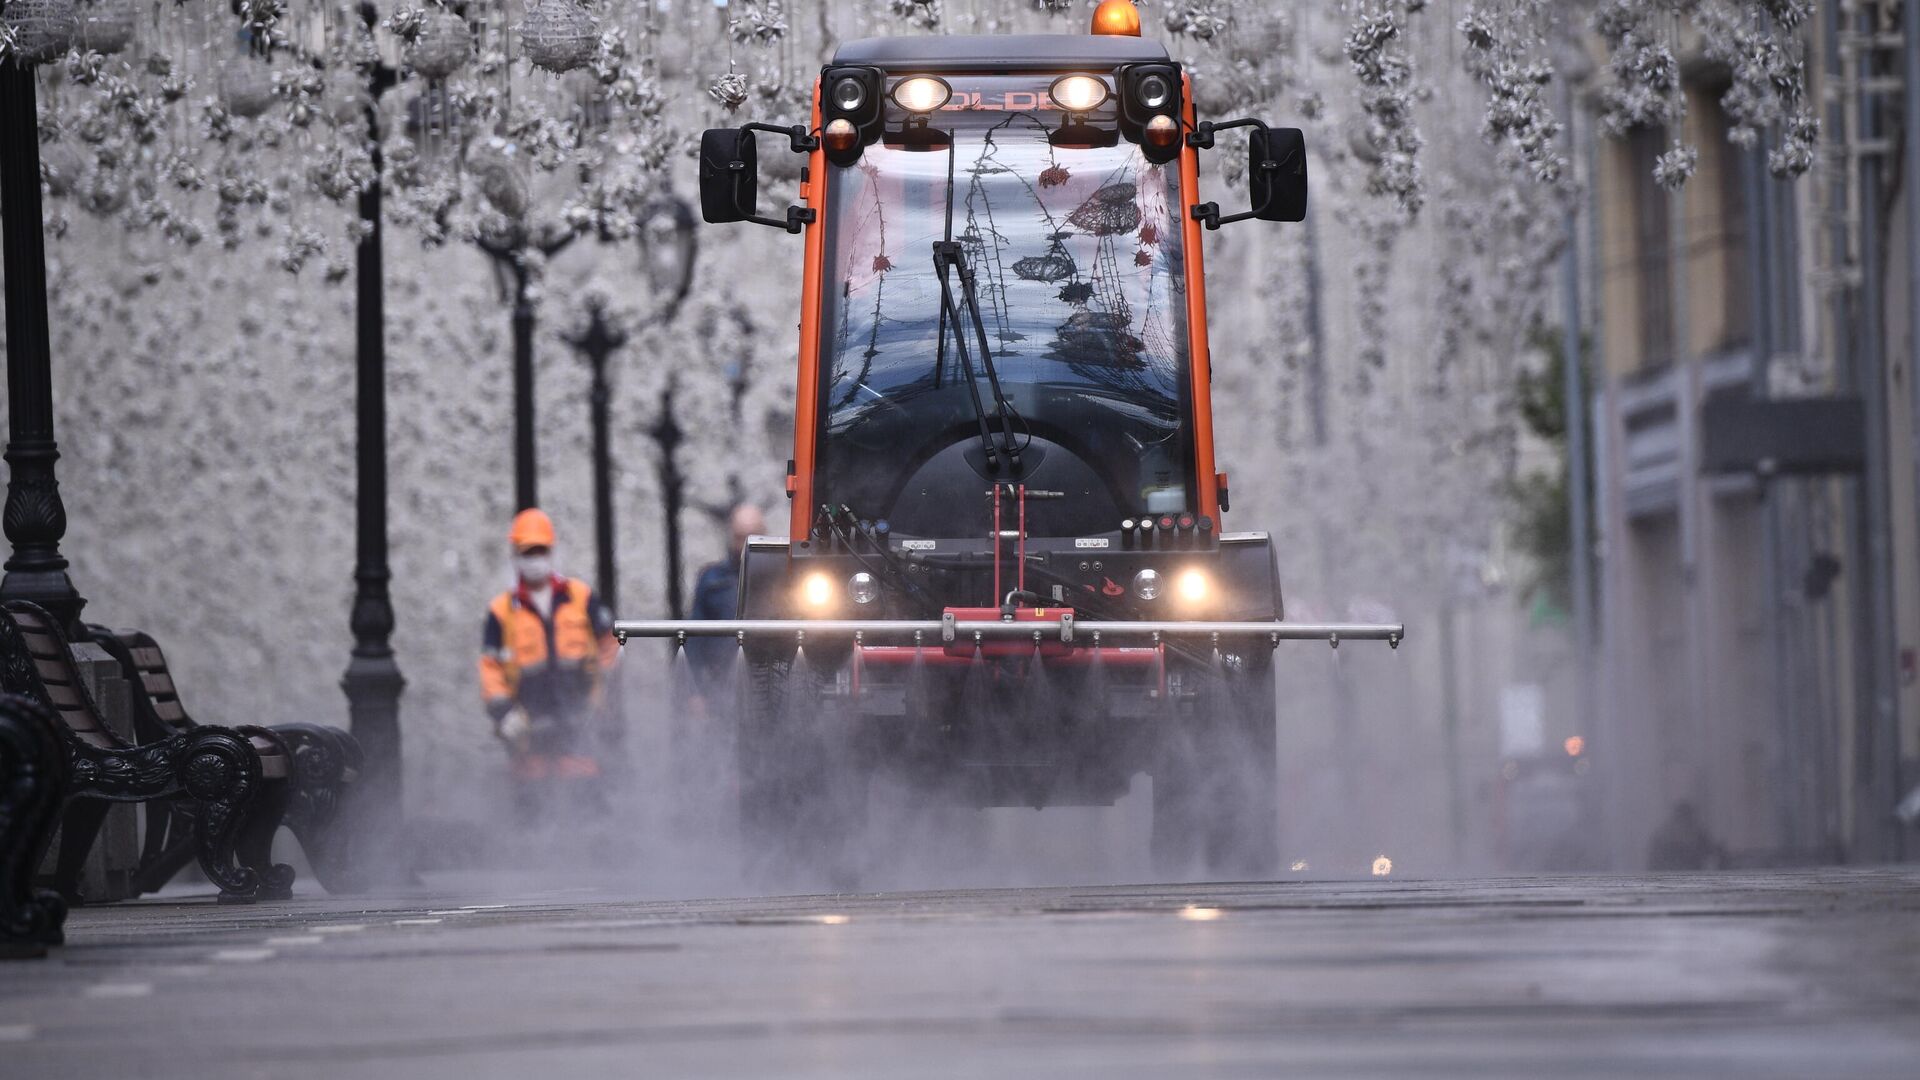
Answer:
top-left (1584, 2), bottom-right (1919, 867)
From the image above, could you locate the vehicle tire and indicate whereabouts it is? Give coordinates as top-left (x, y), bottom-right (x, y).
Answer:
top-left (1208, 648), bottom-right (1279, 878)
top-left (736, 654), bottom-right (866, 890)
top-left (1150, 648), bottom-right (1278, 880)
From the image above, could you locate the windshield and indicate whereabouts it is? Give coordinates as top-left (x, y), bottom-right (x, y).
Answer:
top-left (815, 74), bottom-right (1193, 538)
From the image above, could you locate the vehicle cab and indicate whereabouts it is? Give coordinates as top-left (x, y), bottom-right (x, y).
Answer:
top-left (697, 7), bottom-right (1307, 627)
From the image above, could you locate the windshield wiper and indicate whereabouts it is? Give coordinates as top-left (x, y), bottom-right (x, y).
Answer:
top-left (933, 138), bottom-right (1021, 472)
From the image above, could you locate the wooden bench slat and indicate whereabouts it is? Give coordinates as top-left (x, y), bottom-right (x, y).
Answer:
top-left (33, 657), bottom-right (70, 682)
top-left (43, 681), bottom-right (83, 709)
top-left (141, 671), bottom-right (176, 696)
top-left (59, 705), bottom-right (102, 733)
top-left (153, 699), bottom-right (188, 724)
top-left (130, 645), bottom-right (165, 669)
top-left (22, 631), bottom-right (63, 659)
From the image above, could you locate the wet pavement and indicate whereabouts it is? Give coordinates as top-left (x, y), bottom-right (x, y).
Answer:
top-left (2, 868), bottom-right (1917, 1078)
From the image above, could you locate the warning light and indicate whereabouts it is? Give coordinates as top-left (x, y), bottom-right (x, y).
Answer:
top-left (822, 117), bottom-right (858, 152)
top-left (1090, 0), bottom-right (1141, 37)
top-left (1372, 855), bottom-right (1393, 876)
top-left (1144, 113), bottom-right (1180, 149)
top-left (1564, 735), bottom-right (1585, 757)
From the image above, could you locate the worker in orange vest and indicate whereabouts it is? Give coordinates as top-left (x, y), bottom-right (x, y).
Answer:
top-left (479, 508), bottom-right (619, 822)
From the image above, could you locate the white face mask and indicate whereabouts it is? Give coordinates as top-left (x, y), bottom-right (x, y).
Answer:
top-left (516, 553), bottom-right (553, 584)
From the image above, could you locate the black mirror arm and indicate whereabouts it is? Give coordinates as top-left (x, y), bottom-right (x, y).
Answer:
top-left (743, 121), bottom-right (820, 154)
top-left (1185, 116), bottom-right (1266, 151)
top-left (738, 201), bottom-right (816, 234)
top-left (733, 122), bottom-right (820, 233)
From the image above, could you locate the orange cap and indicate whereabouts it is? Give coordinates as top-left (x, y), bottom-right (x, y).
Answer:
top-left (509, 508), bottom-right (556, 550)
top-left (1091, 0), bottom-right (1141, 36)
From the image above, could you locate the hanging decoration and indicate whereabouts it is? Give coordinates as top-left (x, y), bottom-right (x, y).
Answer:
top-left (729, 0), bottom-right (788, 46)
top-left (76, 0), bottom-right (134, 54)
top-left (886, 0), bottom-right (940, 32)
top-left (1456, 3), bottom-right (1565, 189)
top-left (2, 0), bottom-right (79, 65)
top-left (405, 10), bottom-right (473, 79)
top-left (1066, 183), bottom-right (1141, 237)
top-left (219, 57), bottom-right (278, 118)
top-left (519, 0), bottom-right (599, 75)
top-left (707, 71), bottom-right (748, 111)
top-left (1164, 1), bottom-right (1230, 43)
top-left (1343, 0), bottom-right (1426, 219)
top-left (1586, 0), bottom-right (1818, 187)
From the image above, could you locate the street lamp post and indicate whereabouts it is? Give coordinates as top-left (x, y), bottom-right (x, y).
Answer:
top-left (1, 39), bottom-right (86, 634)
top-left (632, 198), bottom-right (699, 618)
top-left (339, 3), bottom-right (406, 853)
top-left (478, 230), bottom-right (576, 512)
top-left (563, 300), bottom-right (628, 612)
top-left (644, 381), bottom-right (688, 621)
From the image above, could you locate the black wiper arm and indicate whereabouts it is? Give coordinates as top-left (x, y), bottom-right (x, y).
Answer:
top-left (933, 240), bottom-right (1001, 467)
top-left (933, 242), bottom-right (1021, 471)
top-left (932, 134), bottom-right (1021, 472)
top-left (950, 242), bottom-right (1021, 467)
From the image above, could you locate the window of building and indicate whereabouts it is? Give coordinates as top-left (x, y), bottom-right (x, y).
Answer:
top-left (1702, 89), bottom-right (1752, 351)
top-left (1627, 125), bottom-right (1676, 369)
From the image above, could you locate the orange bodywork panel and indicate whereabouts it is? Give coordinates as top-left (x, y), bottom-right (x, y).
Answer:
top-left (1177, 72), bottom-right (1221, 525)
top-left (789, 84), bottom-right (828, 542)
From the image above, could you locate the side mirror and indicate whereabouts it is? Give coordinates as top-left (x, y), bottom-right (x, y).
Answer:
top-left (1249, 126), bottom-right (1307, 222)
top-left (1187, 119), bottom-right (1308, 229)
top-left (698, 127), bottom-right (757, 224)
top-left (697, 123), bottom-right (818, 234)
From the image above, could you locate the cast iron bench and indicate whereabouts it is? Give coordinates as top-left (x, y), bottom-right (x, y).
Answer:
top-left (92, 628), bottom-right (367, 895)
top-left (0, 601), bottom-right (290, 904)
top-left (1, 693), bottom-right (68, 957)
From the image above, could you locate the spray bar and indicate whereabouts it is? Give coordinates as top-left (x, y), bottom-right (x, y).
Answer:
top-left (613, 616), bottom-right (1403, 650)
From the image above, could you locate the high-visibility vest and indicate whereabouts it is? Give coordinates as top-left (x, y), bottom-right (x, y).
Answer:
top-left (479, 576), bottom-right (614, 717)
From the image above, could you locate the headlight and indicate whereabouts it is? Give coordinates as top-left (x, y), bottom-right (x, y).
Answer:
top-left (1176, 569), bottom-right (1208, 604)
top-left (1049, 74), bottom-right (1109, 113)
top-left (848, 572), bottom-right (879, 605)
top-left (1132, 568), bottom-right (1162, 601)
top-left (1135, 72), bottom-right (1173, 111)
top-left (801, 572), bottom-right (834, 609)
top-left (830, 76), bottom-right (867, 113)
top-left (890, 76), bottom-right (952, 113)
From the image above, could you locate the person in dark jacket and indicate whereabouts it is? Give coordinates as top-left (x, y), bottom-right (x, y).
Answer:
top-left (686, 503), bottom-right (765, 699)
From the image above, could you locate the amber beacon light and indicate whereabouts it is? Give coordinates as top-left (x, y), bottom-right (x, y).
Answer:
top-left (1090, 0), bottom-right (1141, 37)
